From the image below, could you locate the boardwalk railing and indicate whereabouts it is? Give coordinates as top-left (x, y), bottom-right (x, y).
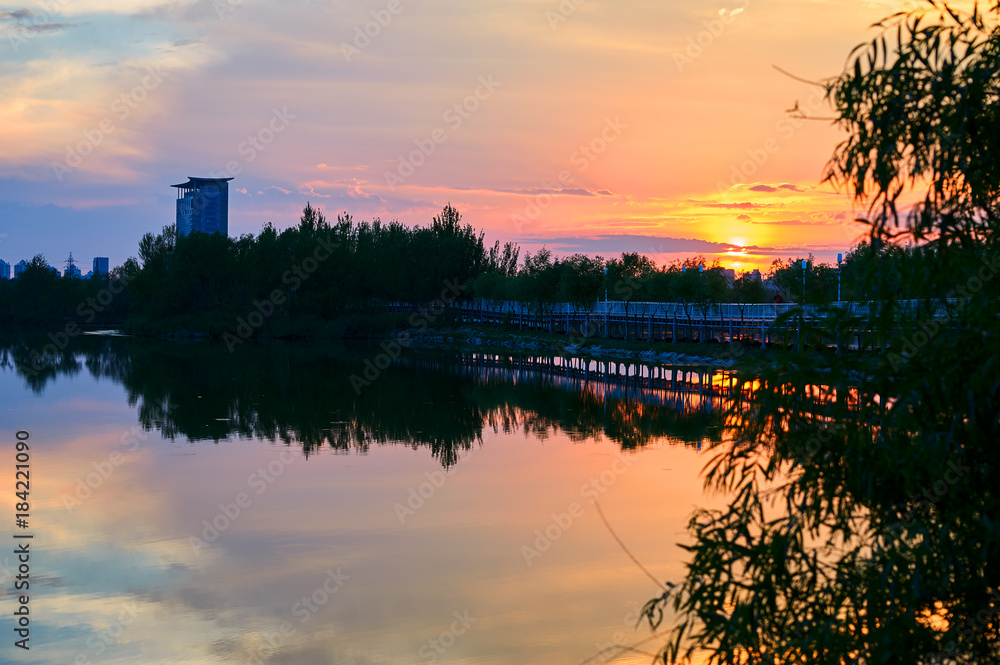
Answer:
top-left (389, 298), bottom-right (961, 346)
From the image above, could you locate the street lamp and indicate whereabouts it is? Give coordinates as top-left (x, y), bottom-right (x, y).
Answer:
top-left (700, 264), bottom-right (707, 342)
top-left (837, 253), bottom-right (843, 304)
top-left (604, 266), bottom-right (608, 303)
top-left (801, 259), bottom-right (807, 303)
top-left (799, 259), bottom-right (808, 352)
top-left (687, 264), bottom-right (705, 342)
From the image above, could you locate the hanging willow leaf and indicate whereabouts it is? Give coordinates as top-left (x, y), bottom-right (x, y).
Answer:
top-left (647, 2), bottom-right (1000, 663)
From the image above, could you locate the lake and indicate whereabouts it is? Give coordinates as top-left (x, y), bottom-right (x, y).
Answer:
top-left (0, 335), bottom-right (731, 665)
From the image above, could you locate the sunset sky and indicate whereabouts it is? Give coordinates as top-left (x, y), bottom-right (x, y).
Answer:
top-left (0, 0), bottom-right (926, 273)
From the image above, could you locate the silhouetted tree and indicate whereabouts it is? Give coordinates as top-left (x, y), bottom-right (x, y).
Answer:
top-left (644, 3), bottom-right (1000, 662)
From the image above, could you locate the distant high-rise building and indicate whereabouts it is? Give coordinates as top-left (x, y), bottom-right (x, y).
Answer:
top-left (171, 177), bottom-right (234, 237)
top-left (14, 260), bottom-right (28, 278)
top-left (0, 259), bottom-right (9, 279)
top-left (93, 256), bottom-right (109, 276)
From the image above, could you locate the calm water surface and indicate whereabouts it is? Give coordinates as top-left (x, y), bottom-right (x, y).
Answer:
top-left (0, 337), bottom-right (729, 665)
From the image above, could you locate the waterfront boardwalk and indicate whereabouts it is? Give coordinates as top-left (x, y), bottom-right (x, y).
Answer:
top-left (390, 298), bottom-right (955, 347)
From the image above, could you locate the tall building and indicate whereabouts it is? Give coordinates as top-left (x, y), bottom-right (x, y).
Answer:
top-left (93, 256), bottom-right (109, 276)
top-left (0, 259), bottom-right (9, 280)
top-left (171, 177), bottom-right (234, 237)
top-left (13, 260), bottom-right (27, 278)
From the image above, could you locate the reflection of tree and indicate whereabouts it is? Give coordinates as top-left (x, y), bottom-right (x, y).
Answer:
top-left (0, 337), bottom-right (728, 465)
top-left (108, 340), bottom-right (487, 467)
top-left (0, 336), bottom-right (87, 394)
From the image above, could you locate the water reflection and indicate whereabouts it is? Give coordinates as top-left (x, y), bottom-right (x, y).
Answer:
top-left (0, 335), bottom-right (730, 665)
top-left (1, 336), bottom-right (733, 465)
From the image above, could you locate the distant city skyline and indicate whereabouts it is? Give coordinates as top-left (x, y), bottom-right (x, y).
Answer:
top-left (0, 1), bottom-right (912, 272)
top-left (0, 253), bottom-right (111, 278)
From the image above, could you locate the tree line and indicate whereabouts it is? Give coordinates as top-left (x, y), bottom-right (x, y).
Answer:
top-left (0, 254), bottom-right (136, 327)
top-left (0, 200), bottom-right (950, 338)
top-left (122, 203), bottom-right (518, 336)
